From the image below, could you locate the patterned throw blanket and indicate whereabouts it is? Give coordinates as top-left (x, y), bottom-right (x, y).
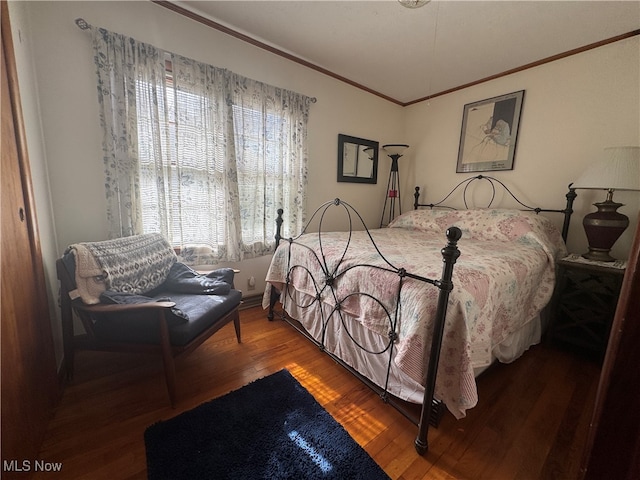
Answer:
top-left (67, 233), bottom-right (177, 304)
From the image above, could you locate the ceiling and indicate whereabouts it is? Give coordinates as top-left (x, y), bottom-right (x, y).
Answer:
top-left (170, 1), bottom-right (640, 105)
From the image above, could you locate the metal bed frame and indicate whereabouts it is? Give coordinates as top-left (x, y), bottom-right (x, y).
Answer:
top-left (414, 175), bottom-right (576, 243)
top-left (267, 175), bottom-right (576, 454)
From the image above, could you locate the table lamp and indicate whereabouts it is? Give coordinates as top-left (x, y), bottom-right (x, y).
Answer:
top-left (572, 146), bottom-right (640, 262)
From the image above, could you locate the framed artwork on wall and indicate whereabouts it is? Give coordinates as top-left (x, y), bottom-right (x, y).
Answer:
top-left (456, 90), bottom-right (525, 173)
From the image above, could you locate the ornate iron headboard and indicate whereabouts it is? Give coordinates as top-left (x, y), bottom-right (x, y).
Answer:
top-left (413, 174), bottom-right (577, 242)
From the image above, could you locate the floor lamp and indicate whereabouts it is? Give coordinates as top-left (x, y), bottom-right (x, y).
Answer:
top-left (380, 144), bottom-right (409, 227)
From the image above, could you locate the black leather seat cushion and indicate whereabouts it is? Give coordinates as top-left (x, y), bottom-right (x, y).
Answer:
top-left (91, 289), bottom-right (242, 346)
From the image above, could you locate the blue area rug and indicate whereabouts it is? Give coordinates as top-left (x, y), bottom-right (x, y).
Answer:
top-left (145, 369), bottom-right (390, 479)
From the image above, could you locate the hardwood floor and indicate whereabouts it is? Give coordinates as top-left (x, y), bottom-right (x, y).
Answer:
top-left (34, 306), bottom-right (600, 479)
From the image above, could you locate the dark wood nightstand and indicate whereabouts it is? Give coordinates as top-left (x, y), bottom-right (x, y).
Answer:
top-left (548, 254), bottom-right (626, 361)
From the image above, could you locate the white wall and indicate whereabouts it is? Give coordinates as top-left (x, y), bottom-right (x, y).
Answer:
top-left (10, 1), bottom-right (640, 369)
top-left (25, 0), bottom-right (405, 241)
top-left (14, 0), bottom-right (404, 368)
top-left (403, 36), bottom-right (640, 259)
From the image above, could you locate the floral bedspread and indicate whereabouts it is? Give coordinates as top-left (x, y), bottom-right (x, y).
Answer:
top-left (263, 209), bottom-right (567, 418)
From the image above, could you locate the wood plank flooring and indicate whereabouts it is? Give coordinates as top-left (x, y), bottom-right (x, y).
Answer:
top-left (33, 306), bottom-right (600, 479)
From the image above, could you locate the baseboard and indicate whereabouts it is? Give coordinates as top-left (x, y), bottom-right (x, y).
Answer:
top-left (240, 292), bottom-right (263, 310)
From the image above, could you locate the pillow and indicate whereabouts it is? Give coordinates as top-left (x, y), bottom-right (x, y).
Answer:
top-left (389, 208), bottom-right (567, 257)
top-left (99, 290), bottom-right (188, 322)
top-left (150, 263), bottom-right (234, 295)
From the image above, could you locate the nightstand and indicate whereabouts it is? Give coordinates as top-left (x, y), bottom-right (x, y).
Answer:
top-left (548, 254), bottom-right (626, 361)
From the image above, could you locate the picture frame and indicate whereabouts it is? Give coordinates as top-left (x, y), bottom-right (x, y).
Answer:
top-left (456, 90), bottom-right (525, 173)
top-left (337, 134), bottom-right (379, 184)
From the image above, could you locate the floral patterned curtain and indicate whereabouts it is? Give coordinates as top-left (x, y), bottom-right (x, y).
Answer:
top-left (92, 28), bottom-right (311, 263)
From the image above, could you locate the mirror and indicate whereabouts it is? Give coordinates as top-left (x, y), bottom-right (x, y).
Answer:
top-left (337, 134), bottom-right (379, 184)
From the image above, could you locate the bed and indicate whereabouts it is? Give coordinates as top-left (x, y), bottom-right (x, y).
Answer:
top-left (262, 175), bottom-right (576, 453)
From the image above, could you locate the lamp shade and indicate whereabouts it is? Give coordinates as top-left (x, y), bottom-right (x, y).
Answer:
top-left (572, 146), bottom-right (640, 191)
top-left (382, 144), bottom-right (410, 157)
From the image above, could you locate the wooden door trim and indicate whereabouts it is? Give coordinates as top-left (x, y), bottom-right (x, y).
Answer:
top-left (581, 215), bottom-right (640, 479)
top-left (2, 1), bottom-right (46, 273)
top-left (1, 1), bottom-right (60, 466)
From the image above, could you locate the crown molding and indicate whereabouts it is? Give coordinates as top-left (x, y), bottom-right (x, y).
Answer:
top-left (153, 2), bottom-right (639, 108)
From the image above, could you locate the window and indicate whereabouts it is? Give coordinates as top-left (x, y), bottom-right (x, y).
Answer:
top-left (91, 28), bottom-right (312, 264)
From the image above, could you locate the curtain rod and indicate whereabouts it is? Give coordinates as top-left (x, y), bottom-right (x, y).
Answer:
top-left (73, 17), bottom-right (317, 104)
top-left (75, 18), bottom-right (91, 30)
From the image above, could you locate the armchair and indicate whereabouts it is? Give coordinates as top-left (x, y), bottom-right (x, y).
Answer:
top-left (56, 233), bottom-right (242, 407)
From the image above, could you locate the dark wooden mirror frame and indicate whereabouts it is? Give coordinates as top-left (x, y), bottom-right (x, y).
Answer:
top-left (337, 134), bottom-right (379, 184)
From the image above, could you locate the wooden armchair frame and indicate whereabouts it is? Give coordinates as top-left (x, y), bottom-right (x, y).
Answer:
top-left (56, 258), bottom-right (241, 407)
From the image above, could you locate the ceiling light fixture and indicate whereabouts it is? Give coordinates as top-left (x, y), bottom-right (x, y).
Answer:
top-left (398, 0), bottom-right (431, 8)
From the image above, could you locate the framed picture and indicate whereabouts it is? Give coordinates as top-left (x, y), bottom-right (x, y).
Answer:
top-left (456, 90), bottom-right (525, 173)
top-left (337, 134), bottom-right (378, 184)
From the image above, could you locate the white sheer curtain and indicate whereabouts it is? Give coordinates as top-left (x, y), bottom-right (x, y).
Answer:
top-left (92, 28), bottom-right (311, 263)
